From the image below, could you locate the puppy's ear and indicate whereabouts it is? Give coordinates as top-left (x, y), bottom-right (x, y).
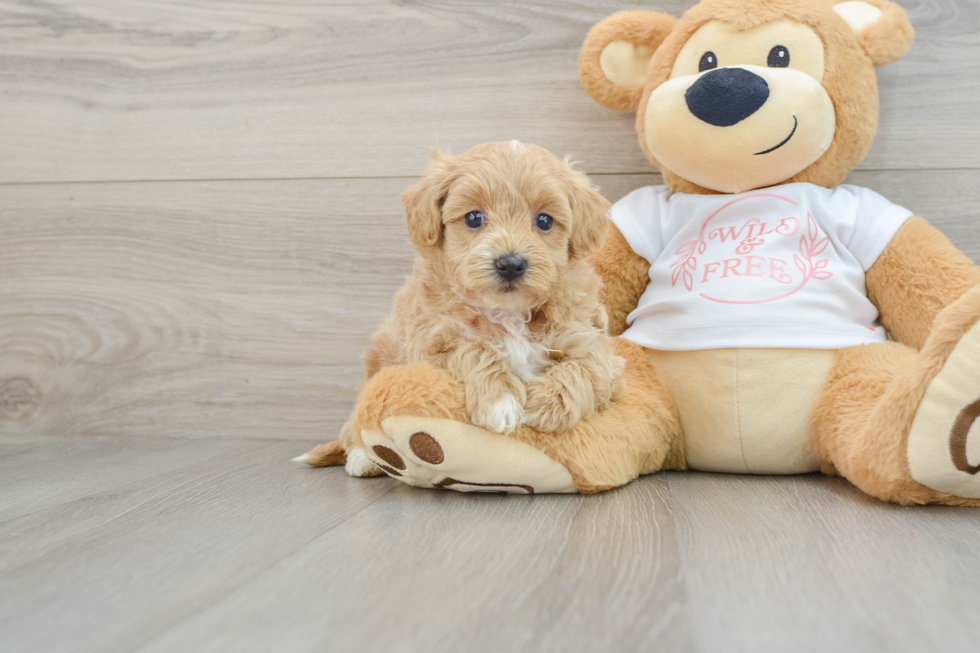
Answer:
top-left (579, 10), bottom-right (676, 112)
top-left (565, 166), bottom-right (611, 261)
top-left (834, 0), bottom-right (914, 66)
top-left (401, 149), bottom-right (457, 249)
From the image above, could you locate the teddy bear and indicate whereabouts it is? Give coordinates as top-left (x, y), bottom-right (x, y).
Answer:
top-left (312, 0), bottom-right (980, 505)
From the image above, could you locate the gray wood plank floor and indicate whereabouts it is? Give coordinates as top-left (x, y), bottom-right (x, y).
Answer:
top-left (3, 1), bottom-right (980, 651)
top-left (1, 436), bottom-right (978, 653)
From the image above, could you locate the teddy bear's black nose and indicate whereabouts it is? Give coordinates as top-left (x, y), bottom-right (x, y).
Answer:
top-left (495, 254), bottom-right (527, 281)
top-left (685, 67), bottom-right (770, 127)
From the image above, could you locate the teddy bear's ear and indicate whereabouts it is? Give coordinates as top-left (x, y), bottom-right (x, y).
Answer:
top-left (834, 0), bottom-right (914, 67)
top-left (401, 149), bottom-right (457, 249)
top-left (579, 11), bottom-right (677, 112)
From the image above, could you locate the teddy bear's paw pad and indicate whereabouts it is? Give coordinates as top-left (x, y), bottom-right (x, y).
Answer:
top-left (344, 444), bottom-right (384, 478)
top-left (360, 417), bottom-right (576, 494)
top-left (908, 321), bottom-right (980, 498)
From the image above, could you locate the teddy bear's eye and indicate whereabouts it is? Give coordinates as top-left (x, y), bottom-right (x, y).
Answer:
top-left (465, 211), bottom-right (485, 229)
top-left (768, 45), bottom-right (790, 68)
top-left (699, 51), bottom-right (718, 72)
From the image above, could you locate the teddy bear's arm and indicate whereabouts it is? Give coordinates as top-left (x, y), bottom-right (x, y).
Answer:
top-left (588, 222), bottom-right (651, 336)
top-left (866, 217), bottom-right (980, 350)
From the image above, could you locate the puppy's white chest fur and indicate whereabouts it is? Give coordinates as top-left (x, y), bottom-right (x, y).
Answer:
top-left (498, 332), bottom-right (549, 382)
top-left (484, 309), bottom-right (550, 382)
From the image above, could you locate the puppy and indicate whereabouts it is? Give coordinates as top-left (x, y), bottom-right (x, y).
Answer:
top-left (301, 141), bottom-right (625, 477)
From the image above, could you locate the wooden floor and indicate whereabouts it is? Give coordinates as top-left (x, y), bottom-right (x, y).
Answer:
top-left (2, 1), bottom-right (980, 650)
top-left (0, 435), bottom-right (977, 653)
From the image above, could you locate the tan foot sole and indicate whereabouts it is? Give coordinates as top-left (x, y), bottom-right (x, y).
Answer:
top-left (360, 416), bottom-right (576, 494)
top-left (908, 321), bottom-right (980, 498)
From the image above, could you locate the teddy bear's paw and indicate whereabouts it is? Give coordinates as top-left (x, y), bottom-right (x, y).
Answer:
top-left (359, 417), bottom-right (577, 494)
top-left (908, 320), bottom-right (980, 499)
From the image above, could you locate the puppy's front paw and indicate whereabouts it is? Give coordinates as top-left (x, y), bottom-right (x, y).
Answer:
top-left (471, 393), bottom-right (524, 435)
top-left (524, 374), bottom-right (590, 433)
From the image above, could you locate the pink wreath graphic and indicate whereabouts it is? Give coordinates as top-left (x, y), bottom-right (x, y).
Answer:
top-left (793, 212), bottom-right (833, 282)
top-left (669, 235), bottom-right (703, 291)
top-left (669, 195), bottom-right (833, 305)
top-left (670, 193), bottom-right (798, 292)
top-left (701, 212), bottom-right (832, 304)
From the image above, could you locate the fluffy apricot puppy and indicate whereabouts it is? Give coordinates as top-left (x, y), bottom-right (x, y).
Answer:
top-left (299, 141), bottom-right (624, 477)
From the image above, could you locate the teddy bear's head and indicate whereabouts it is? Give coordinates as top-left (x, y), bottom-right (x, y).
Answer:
top-left (579, 0), bottom-right (914, 194)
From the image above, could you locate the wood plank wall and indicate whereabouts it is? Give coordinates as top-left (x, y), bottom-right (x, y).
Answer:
top-left (1, 0), bottom-right (978, 440)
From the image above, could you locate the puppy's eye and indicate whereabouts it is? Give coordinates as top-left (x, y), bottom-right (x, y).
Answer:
top-left (535, 213), bottom-right (554, 232)
top-left (768, 45), bottom-right (790, 68)
top-left (699, 51), bottom-right (718, 72)
top-left (464, 211), bottom-right (485, 230)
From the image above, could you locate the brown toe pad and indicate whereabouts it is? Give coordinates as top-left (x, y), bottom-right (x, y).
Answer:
top-left (372, 445), bottom-right (407, 470)
top-left (409, 431), bottom-right (444, 465)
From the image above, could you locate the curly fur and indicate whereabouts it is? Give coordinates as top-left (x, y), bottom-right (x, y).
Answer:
top-left (304, 142), bottom-right (626, 465)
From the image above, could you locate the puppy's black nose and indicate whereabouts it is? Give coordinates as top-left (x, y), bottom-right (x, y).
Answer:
top-left (685, 67), bottom-right (770, 127)
top-left (495, 254), bottom-right (527, 281)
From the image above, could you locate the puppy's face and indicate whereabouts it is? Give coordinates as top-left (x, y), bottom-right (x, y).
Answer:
top-left (403, 142), bottom-right (609, 311)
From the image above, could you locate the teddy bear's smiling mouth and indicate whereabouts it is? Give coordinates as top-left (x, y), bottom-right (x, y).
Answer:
top-left (754, 115), bottom-right (799, 155)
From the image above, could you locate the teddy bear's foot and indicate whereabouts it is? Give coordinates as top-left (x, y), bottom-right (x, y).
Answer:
top-left (908, 319), bottom-right (980, 499)
top-left (360, 417), bottom-right (577, 494)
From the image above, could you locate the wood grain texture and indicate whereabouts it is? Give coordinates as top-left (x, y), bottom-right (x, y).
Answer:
top-left (0, 177), bottom-right (409, 439)
top-left (2, 4), bottom-right (979, 651)
top-left (0, 0), bottom-right (977, 183)
top-left (0, 436), bottom-right (396, 652)
top-left (2, 170), bottom-right (978, 440)
top-left (1, 436), bottom-right (978, 653)
top-left (664, 473), bottom-right (980, 652)
top-left (0, 435), bottom-right (262, 522)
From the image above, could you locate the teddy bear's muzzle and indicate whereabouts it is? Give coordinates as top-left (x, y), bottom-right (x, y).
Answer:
top-left (685, 67), bottom-right (771, 127)
top-left (644, 65), bottom-right (835, 193)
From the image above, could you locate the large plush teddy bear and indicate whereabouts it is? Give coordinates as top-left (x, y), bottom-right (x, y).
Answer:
top-left (314, 0), bottom-right (980, 505)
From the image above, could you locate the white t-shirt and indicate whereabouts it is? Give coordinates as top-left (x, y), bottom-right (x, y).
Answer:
top-left (610, 183), bottom-right (913, 351)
